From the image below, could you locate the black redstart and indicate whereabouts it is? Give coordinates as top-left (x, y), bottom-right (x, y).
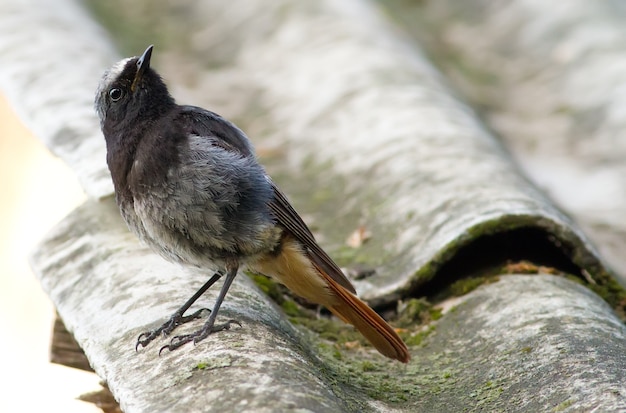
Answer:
top-left (94, 45), bottom-right (409, 363)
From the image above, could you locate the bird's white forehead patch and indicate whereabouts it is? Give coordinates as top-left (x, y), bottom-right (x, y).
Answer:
top-left (98, 57), bottom-right (133, 89)
top-left (94, 57), bottom-right (134, 122)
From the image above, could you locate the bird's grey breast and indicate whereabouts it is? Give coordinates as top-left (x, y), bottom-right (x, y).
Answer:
top-left (129, 134), bottom-right (280, 269)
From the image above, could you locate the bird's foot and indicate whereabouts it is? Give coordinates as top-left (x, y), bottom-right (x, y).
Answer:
top-left (159, 319), bottom-right (241, 354)
top-left (135, 308), bottom-right (211, 350)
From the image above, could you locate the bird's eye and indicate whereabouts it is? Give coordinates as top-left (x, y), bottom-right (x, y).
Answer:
top-left (109, 88), bottom-right (123, 102)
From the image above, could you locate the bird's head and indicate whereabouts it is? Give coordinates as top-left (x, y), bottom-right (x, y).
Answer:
top-left (95, 45), bottom-right (173, 131)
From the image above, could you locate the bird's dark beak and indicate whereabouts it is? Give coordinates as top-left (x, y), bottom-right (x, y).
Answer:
top-left (131, 45), bottom-right (154, 92)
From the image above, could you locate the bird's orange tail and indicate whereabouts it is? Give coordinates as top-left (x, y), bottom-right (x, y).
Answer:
top-left (314, 263), bottom-right (410, 363)
top-left (252, 237), bottom-right (410, 363)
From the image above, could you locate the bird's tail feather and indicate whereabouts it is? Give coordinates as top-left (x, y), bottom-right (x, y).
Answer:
top-left (313, 262), bottom-right (411, 363)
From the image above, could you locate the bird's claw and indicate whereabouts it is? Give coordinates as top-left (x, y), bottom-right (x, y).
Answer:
top-left (135, 308), bottom-right (211, 351)
top-left (158, 319), bottom-right (241, 355)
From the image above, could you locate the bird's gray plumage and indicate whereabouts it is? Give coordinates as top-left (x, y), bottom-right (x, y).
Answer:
top-left (95, 54), bottom-right (280, 271)
top-left (129, 132), bottom-right (280, 269)
top-left (94, 46), bottom-right (356, 289)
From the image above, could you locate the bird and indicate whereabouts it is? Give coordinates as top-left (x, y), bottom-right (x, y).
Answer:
top-left (94, 45), bottom-right (410, 363)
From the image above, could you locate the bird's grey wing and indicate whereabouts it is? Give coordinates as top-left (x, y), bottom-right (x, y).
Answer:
top-left (177, 107), bottom-right (354, 292)
top-left (180, 105), bottom-right (255, 157)
top-left (268, 182), bottom-right (357, 294)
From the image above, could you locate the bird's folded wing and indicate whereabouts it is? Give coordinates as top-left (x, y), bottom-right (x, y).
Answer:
top-left (268, 181), bottom-right (356, 294)
top-left (181, 105), bottom-right (255, 157)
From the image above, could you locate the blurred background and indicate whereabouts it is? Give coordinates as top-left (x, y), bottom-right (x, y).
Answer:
top-left (0, 94), bottom-right (100, 412)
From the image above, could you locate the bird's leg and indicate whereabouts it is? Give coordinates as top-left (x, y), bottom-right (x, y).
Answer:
top-left (160, 265), bottom-right (240, 353)
top-left (136, 271), bottom-right (223, 350)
